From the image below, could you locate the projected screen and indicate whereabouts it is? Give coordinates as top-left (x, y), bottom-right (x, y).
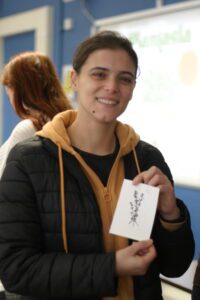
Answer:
top-left (96, 5), bottom-right (200, 188)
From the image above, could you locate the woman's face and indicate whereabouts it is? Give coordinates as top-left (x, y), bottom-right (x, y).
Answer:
top-left (71, 48), bottom-right (136, 124)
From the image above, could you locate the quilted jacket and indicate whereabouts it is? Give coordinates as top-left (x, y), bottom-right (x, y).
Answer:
top-left (0, 111), bottom-right (195, 300)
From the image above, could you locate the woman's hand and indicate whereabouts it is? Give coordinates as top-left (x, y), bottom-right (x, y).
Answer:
top-left (116, 239), bottom-right (156, 276)
top-left (132, 166), bottom-right (180, 221)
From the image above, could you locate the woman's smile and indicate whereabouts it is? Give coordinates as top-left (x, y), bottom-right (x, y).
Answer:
top-left (95, 97), bottom-right (119, 106)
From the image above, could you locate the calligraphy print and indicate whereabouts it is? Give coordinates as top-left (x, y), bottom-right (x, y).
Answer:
top-left (110, 180), bottom-right (159, 241)
top-left (129, 190), bottom-right (144, 226)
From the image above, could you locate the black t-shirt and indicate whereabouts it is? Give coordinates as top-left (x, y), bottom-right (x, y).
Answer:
top-left (74, 139), bottom-right (119, 186)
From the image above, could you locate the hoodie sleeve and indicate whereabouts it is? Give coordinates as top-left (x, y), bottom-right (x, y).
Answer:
top-left (139, 141), bottom-right (195, 277)
top-left (0, 142), bottom-right (117, 299)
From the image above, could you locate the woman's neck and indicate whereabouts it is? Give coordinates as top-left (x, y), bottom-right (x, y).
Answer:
top-left (67, 118), bottom-right (117, 155)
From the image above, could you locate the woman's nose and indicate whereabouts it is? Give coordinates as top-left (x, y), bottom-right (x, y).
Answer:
top-left (104, 77), bottom-right (119, 92)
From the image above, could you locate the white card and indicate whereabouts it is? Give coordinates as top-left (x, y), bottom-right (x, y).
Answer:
top-left (110, 179), bottom-right (160, 241)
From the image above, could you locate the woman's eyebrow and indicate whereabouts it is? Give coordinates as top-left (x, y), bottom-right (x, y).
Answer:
top-left (89, 67), bottom-right (135, 77)
top-left (89, 67), bottom-right (109, 72)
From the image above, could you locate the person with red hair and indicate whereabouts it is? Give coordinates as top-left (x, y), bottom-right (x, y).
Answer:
top-left (0, 51), bottom-right (72, 300)
top-left (0, 51), bottom-right (72, 178)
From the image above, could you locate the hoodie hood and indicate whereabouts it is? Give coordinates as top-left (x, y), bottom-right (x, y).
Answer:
top-left (36, 109), bottom-right (140, 155)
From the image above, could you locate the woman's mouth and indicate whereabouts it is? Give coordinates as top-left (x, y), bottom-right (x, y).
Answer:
top-left (95, 97), bottom-right (118, 105)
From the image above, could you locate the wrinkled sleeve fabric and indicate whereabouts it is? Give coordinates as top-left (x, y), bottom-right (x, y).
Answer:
top-left (140, 142), bottom-right (195, 278)
top-left (0, 145), bottom-right (117, 299)
top-left (0, 119), bottom-right (35, 178)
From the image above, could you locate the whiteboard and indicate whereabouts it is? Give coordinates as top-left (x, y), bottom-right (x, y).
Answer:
top-left (94, 1), bottom-right (200, 188)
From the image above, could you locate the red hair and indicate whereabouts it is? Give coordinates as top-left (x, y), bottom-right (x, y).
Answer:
top-left (2, 51), bottom-right (72, 129)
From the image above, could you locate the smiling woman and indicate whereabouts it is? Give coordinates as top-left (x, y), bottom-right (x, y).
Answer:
top-left (70, 48), bottom-right (136, 131)
top-left (0, 31), bottom-right (194, 300)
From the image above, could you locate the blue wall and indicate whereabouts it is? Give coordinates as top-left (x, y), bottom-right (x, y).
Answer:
top-left (1, 0), bottom-right (200, 258)
top-left (3, 31), bottom-right (34, 140)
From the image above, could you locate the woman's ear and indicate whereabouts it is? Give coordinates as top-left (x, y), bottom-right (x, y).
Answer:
top-left (70, 69), bottom-right (78, 91)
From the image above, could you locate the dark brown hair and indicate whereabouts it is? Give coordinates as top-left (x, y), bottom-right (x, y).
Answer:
top-left (1, 51), bottom-right (72, 130)
top-left (73, 30), bottom-right (138, 76)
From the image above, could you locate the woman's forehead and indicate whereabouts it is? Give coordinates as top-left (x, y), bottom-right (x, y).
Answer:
top-left (82, 48), bottom-right (136, 70)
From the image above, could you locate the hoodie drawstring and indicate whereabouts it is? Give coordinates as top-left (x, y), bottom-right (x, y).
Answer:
top-left (57, 142), bottom-right (68, 252)
top-left (133, 146), bottom-right (141, 174)
top-left (56, 142), bottom-right (140, 254)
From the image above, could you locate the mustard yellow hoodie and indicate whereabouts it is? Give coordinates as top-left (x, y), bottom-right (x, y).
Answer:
top-left (37, 110), bottom-right (183, 300)
top-left (37, 110), bottom-right (140, 300)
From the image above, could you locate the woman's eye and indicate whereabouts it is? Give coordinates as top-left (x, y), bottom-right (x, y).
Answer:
top-left (92, 72), bottom-right (106, 79)
top-left (120, 77), bottom-right (134, 84)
